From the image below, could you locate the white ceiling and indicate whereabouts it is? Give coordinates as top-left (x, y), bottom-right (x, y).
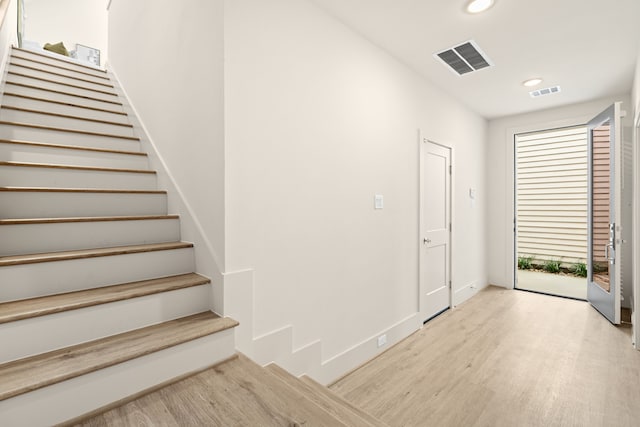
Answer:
top-left (311, 0), bottom-right (640, 119)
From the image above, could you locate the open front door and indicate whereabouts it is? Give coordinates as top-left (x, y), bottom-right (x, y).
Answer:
top-left (587, 103), bottom-right (623, 324)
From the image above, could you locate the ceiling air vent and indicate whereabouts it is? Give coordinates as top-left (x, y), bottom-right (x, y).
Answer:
top-left (529, 85), bottom-right (561, 98)
top-left (434, 40), bottom-right (494, 76)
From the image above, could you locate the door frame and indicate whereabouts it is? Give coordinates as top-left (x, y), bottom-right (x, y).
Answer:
top-left (634, 110), bottom-right (640, 349)
top-left (419, 134), bottom-right (454, 320)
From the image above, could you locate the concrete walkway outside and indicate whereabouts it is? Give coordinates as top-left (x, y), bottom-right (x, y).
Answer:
top-left (516, 270), bottom-right (587, 300)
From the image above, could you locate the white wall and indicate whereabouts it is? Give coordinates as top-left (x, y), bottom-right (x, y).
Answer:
top-left (632, 49), bottom-right (640, 348)
top-left (107, 0), bottom-right (226, 310)
top-left (24, 0), bottom-right (107, 64)
top-left (0, 0), bottom-right (17, 72)
top-left (224, 0), bottom-right (487, 383)
top-left (487, 94), bottom-right (632, 291)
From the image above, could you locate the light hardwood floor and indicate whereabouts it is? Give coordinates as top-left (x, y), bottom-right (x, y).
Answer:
top-left (331, 286), bottom-right (640, 427)
top-left (74, 286), bottom-right (639, 426)
top-left (74, 354), bottom-right (377, 426)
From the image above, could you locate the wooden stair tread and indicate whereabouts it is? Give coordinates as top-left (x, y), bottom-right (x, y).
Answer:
top-left (266, 364), bottom-right (388, 427)
top-left (0, 242), bottom-right (193, 267)
top-left (216, 354), bottom-right (349, 426)
top-left (0, 186), bottom-right (164, 194)
top-left (9, 62), bottom-right (114, 88)
top-left (5, 81), bottom-right (123, 105)
top-left (0, 121), bottom-right (139, 141)
top-left (0, 161), bottom-right (155, 174)
top-left (1, 105), bottom-right (133, 127)
top-left (0, 138), bottom-right (146, 156)
top-left (2, 92), bottom-right (127, 115)
top-left (10, 54), bottom-right (111, 80)
top-left (7, 71), bottom-right (118, 97)
top-left (0, 311), bottom-right (238, 401)
top-left (0, 215), bottom-right (178, 225)
top-left (0, 273), bottom-right (211, 324)
top-left (12, 47), bottom-right (108, 74)
top-left (77, 354), bottom-right (347, 426)
top-left (301, 375), bottom-right (390, 426)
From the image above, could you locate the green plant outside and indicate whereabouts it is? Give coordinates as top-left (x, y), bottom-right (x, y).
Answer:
top-left (543, 259), bottom-right (561, 274)
top-left (518, 256), bottom-right (534, 270)
top-left (572, 262), bottom-right (588, 277)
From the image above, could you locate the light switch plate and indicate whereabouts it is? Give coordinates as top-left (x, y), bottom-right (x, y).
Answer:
top-left (374, 194), bottom-right (384, 209)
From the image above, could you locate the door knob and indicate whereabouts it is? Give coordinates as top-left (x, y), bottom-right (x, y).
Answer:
top-left (424, 238), bottom-right (431, 244)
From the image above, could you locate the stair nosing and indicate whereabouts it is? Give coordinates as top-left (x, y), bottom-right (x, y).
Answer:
top-left (0, 138), bottom-right (147, 156)
top-left (0, 120), bottom-right (139, 141)
top-left (10, 54), bottom-right (111, 80)
top-left (0, 242), bottom-right (194, 267)
top-left (266, 365), bottom-right (385, 427)
top-left (12, 47), bottom-right (108, 74)
top-left (0, 215), bottom-right (179, 225)
top-left (2, 92), bottom-right (127, 115)
top-left (1, 105), bottom-right (133, 128)
top-left (0, 273), bottom-right (211, 324)
top-left (9, 62), bottom-right (114, 88)
top-left (0, 312), bottom-right (239, 401)
top-left (0, 186), bottom-right (164, 194)
top-left (8, 71), bottom-right (118, 97)
top-left (301, 375), bottom-right (390, 426)
top-left (5, 81), bottom-right (123, 106)
top-left (0, 161), bottom-right (155, 174)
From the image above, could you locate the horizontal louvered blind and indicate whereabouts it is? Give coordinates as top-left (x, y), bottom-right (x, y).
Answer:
top-left (516, 127), bottom-right (588, 264)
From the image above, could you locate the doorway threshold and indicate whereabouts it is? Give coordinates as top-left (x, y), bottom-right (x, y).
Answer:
top-left (516, 270), bottom-right (587, 300)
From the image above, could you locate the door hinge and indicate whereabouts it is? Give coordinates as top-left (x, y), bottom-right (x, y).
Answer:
top-left (449, 223), bottom-right (452, 232)
top-left (449, 280), bottom-right (452, 289)
top-left (449, 165), bottom-right (452, 175)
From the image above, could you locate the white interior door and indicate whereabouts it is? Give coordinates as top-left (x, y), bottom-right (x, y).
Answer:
top-left (420, 138), bottom-right (452, 322)
top-left (587, 102), bottom-right (623, 324)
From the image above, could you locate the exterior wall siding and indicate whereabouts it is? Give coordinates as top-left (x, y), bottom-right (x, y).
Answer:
top-left (516, 126), bottom-right (588, 265)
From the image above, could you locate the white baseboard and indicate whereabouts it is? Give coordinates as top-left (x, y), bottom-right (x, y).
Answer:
top-left (453, 281), bottom-right (486, 307)
top-left (223, 268), bottom-right (422, 385)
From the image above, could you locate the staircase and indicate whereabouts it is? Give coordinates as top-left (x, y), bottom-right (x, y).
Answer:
top-left (0, 47), bottom-right (237, 426)
top-left (78, 354), bottom-right (389, 426)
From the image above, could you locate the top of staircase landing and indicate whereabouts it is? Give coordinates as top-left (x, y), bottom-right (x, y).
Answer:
top-left (12, 47), bottom-right (107, 75)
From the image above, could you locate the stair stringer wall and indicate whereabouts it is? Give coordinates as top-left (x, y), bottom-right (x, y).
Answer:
top-left (0, 0), bottom-right (17, 90)
top-left (106, 65), bottom-right (224, 314)
top-left (224, 268), bottom-right (420, 385)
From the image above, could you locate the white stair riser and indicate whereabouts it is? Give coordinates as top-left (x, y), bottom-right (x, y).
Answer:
top-left (0, 218), bottom-right (180, 256)
top-left (1, 94), bottom-right (129, 124)
top-left (0, 165), bottom-right (156, 190)
top-left (7, 74), bottom-right (119, 103)
top-left (10, 50), bottom-right (107, 78)
top-left (0, 330), bottom-right (234, 427)
top-left (10, 57), bottom-right (112, 86)
top-left (0, 142), bottom-right (149, 169)
top-left (0, 247), bottom-right (196, 301)
top-left (0, 108), bottom-right (134, 137)
top-left (0, 124), bottom-right (140, 152)
top-left (0, 191), bottom-right (167, 218)
top-left (0, 285), bottom-right (211, 364)
top-left (8, 65), bottom-right (115, 94)
top-left (4, 82), bottom-right (124, 112)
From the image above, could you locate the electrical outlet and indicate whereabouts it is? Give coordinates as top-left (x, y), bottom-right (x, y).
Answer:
top-left (377, 334), bottom-right (387, 348)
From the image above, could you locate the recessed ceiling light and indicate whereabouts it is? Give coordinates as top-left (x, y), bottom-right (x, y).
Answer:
top-left (466, 0), bottom-right (495, 14)
top-left (523, 78), bottom-right (543, 87)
